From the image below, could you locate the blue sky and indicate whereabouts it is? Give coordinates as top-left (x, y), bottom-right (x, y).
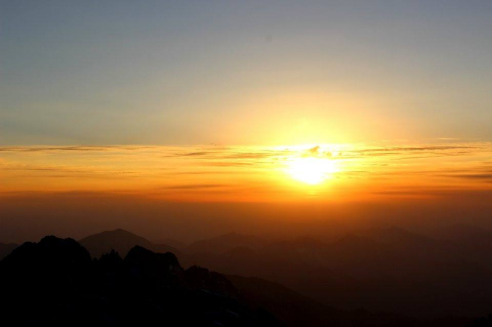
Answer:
top-left (1, 0), bottom-right (491, 145)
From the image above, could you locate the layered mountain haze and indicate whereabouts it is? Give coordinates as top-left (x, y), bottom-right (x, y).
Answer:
top-left (3, 226), bottom-right (491, 322)
top-left (80, 228), bottom-right (180, 258)
top-left (0, 236), bottom-right (277, 327)
top-left (0, 230), bottom-right (480, 327)
top-left (187, 232), bottom-right (268, 254)
top-left (181, 228), bottom-right (492, 318)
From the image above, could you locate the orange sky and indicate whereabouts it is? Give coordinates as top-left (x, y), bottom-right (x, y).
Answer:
top-left (2, 2), bottom-right (492, 245)
top-left (1, 142), bottom-right (491, 203)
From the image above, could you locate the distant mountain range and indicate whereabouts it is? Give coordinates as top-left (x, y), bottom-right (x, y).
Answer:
top-left (0, 233), bottom-right (451, 327)
top-left (0, 235), bottom-right (277, 327)
top-left (79, 228), bottom-right (180, 258)
top-left (2, 225), bottom-right (492, 325)
top-left (186, 232), bottom-right (268, 254)
top-left (183, 226), bottom-right (492, 318)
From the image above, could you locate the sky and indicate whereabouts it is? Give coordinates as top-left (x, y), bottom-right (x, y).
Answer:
top-left (1, 0), bottom-right (492, 145)
top-left (2, 143), bottom-right (492, 201)
top-left (1, 1), bottom-right (492, 242)
top-left (1, 142), bottom-right (492, 242)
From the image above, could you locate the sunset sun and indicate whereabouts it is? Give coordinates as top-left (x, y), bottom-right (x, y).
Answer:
top-left (287, 157), bottom-right (338, 185)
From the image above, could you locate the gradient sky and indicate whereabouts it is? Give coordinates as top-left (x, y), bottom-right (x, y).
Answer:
top-left (1, 142), bottom-right (491, 242)
top-left (1, 1), bottom-right (492, 243)
top-left (1, 0), bottom-right (492, 145)
top-left (1, 143), bottom-right (491, 201)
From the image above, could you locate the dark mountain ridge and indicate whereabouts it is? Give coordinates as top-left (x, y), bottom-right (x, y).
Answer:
top-left (3, 227), bottom-right (492, 325)
top-left (0, 242), bottom-right (18, 260)
top-left (187, 232), bottom-right (268, 254)
top-left (79, 228), bottom-right (180, 258)
top-left (184, 227), bottom-right (492, 318)
top-left (1, 232), bottom-right (474, 326)
top-left (0, 235), bottom-right (278, 327)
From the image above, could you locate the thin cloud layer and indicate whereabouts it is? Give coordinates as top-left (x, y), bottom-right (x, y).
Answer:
top-left (1, 143), bottom-right (491, 201)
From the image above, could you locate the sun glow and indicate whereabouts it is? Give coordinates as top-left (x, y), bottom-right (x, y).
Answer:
top-left (287, 157), bottom-right (338, 185)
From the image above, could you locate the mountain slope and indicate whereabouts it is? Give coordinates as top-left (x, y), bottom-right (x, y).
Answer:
top-left (0, 236), bottom-right (278, 327)
top-left (79, 228), bottom-right (179, 258)
top-left (187, 232), bottom-right (268, 254)
top-left (0, 242), bottom-right (18, 260)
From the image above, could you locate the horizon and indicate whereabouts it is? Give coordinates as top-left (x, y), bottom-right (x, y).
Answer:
top-left (1, 141), bottom-right (491, 243)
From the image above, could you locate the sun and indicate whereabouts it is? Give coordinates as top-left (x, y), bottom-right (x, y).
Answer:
top-left (287, 157), bottom-right (337, 185)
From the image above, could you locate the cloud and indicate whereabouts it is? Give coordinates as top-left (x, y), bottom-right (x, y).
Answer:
top-left (0, 145), bottom-right (157, 153)
top-left (441, 173), bottom-right (492, 182)
top-left (202, 162), bottom-right (254, 167)
top-left (1, 143), bottom-right (487, 162)
top-left (1, 143), bottom-right (491, 198)
top-left (159, 184), bottom-right (226, 190)
top-left (308, 145), bottom-right (320, 154)
top-left (372, 188), bottom-right (492, 199)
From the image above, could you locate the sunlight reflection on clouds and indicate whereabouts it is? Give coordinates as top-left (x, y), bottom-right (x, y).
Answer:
top-left (0, 143), bottom-right (491, 201)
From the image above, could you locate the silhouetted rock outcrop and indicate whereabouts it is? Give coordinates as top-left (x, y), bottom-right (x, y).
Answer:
top-left (0, 242), bottom-right (18, 260)
top-left (125, 245), bottom-right (184, 286)
top-left (0, 236), bottom-right (279, 327)
top-left (186, 265), bottom-right (238, 297)
top-left (2, 229), bottom-right (483, 327)
top-left (0, 235), bottom-right (92, 292)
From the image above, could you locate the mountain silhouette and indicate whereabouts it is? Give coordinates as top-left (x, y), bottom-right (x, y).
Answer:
top-left (183, 227), bottom-right (492, 318)
top-left (1, 230), bottom-right (484, 326)
top-left (227, 275), bottom-right (465, 327)
top-left (157, 238), bottom-right (188, 251)
top-left (187, 232), bottom-right (268, 254)
top-left (0, 242), bottom-right (18, 260)
top-left (79, 228), bottom-right (179, 258)
top-left (0, 235), bottom-right (279, 327)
